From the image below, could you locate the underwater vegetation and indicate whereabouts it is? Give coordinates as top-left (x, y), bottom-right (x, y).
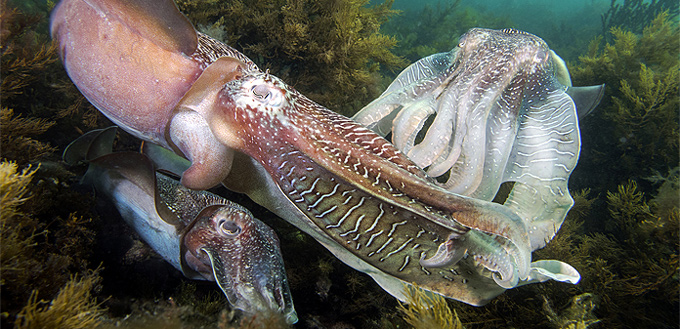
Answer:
top-left (569, 11), bottom-right (679, 197)
top-left (397, 284), bottom-right (463, 329)
top-left (13, 271), bottom-right (104, 329)
top-left (381, 0), bottom-right (512, 62)
top-left (431, 177), bottom-right (678, 329)
top-left (0, 158), bottom-right (100, 327)
top-left (1, 108), bottom-right (55, 167)
top-left (175, 0), bottom-right (408, 116)
top-left (601, 0), bottom-right (679, 39)
top-left (543, 293), bottom-right (600, 329)
top-left (0, 1), bottom-right (105, 327)
top-left (1, 0), bottom-right (678, 328)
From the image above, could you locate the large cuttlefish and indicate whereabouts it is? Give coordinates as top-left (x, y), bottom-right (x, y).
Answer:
top-left (51, 0), bottom-right (592, 305)
top-left (64, 127), bottom-right (297, 323)
top-left (353, 28), bottom-right (605, 252)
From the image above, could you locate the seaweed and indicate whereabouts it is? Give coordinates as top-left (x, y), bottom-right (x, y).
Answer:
top-left (176, 0), bottom-right (408, 116)
top-left (543, 293), bottom-right (601, 329)
top-left (1, 0), bottom-right (107, 148)
top-left (601, 0), bottom-right (679, 40)
top-left (397, 284), bottom-right (463, 329)
top-left (446, 177), bottom-right (677, 329)
top-left (1, 108), bottom-right (56, 167)
top-left (0, 158), bottom-right (100, 325)
top-left (0, 0), bottom-right (57, 102)
top-left (560, 181), bottom-right (677, 328)
top-left (0, 3), bottom-right (103, 318)
top-left (14, 271), bottom-right (105, 329)
top-left (0, 162), bottom-right (41, 299)
top-left (173, 282), bottom-right (227, 323)
top-left (646, 167), bottom-right (680, 218)
top-left (569, 11), bottom-right (679, 196)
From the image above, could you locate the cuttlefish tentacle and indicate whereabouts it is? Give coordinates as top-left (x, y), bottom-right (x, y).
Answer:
top-left (418, 228), bottom-right (524, 289)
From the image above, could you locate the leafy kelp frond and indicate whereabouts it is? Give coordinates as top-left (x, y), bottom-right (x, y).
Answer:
top-left (543, 293), bottom-right (601, 329)
top-left (570, 11), bottom-right (679, 194)
top-left (606, 180), bottom-right (654, 234)
top-left (601, 0), bottom-right (678, 38)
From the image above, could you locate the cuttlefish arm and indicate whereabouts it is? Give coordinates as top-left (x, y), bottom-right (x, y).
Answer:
top-left (353, 29), bottom-right (603, 253)
top-left (174, 67), bottom-right (550, 304)
top-left (64, 131), bottom-right (297, 323)
top-left (51, 0), bottom-right (259, 190)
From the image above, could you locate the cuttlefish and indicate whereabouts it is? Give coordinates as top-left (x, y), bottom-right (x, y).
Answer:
top-left (63, 127), bottom-right (297, 323)
top-left (353, 28), bottom-right (604, 251)
top-left (51, 0), bottom-right (582, 306)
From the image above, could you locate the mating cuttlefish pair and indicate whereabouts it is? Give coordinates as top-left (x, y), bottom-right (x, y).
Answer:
top-left (51, 0), bottom-right (604, 322)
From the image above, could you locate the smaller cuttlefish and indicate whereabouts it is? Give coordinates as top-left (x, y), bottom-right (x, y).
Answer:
top-left (64, 127), bottom-right (297, 324)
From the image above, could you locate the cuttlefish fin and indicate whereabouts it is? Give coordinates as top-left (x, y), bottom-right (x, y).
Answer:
top-left (549, 50), bottom-right (572, 87)
top-left (167, 57), bottom-right (247, 190)
top-left (65, 127), bottom-right (180, 226)
top-left (567, 84), bottom-right (605, 119)
top-left (63, 126), bottom-right (118, 165)
top-left (549, 49), bottom-right (605, 119)
top-left (86, 151), bottom-right (181, 226)
top-left (84, 0), bottom-right (197, 56)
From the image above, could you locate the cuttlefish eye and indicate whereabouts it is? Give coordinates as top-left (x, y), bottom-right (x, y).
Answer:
top-left (250, 83), bottom-right (285, 107)
top-left (251, 84), bottom-right (271, 100)
top-left (216, 217), bottom-right (242, 237)
top-left (458, 34), bottom-right (467, 48)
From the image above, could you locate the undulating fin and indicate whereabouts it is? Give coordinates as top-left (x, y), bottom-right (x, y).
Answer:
top-left (568, 84), bottom-right (606, 118)
top-left (550, 49), bottom-right (572, 87)
top-left (62, 126), bottom-right (118, 165)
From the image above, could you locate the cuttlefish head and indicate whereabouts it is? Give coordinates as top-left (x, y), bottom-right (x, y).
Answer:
top-left (195, 71), bottom-right (296, 154)
top-left (182, 204), bottom-right (297, 324)
top-left (454, 28), bottom-right (553, 94)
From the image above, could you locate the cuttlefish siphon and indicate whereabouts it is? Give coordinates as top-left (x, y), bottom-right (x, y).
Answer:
top-left (64, 127), bottom-right (297, 324)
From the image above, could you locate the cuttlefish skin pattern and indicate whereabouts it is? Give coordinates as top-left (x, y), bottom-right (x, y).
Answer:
top-left (50, 0), bottom-right (580, 306)
top-left (155, 173), bottom-right (297, 324)
top-left (73, 137), bottom-right (297, 323)
top-left (211, 72), bottom-right (543, 305)
top-left (353, 28), bottom-right (601, 253)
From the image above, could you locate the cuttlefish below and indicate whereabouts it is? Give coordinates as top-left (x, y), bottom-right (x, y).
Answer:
top-left (51, 0), bottom-right (589, 306)
top-left (64, 127), bottom-right (297, 323)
